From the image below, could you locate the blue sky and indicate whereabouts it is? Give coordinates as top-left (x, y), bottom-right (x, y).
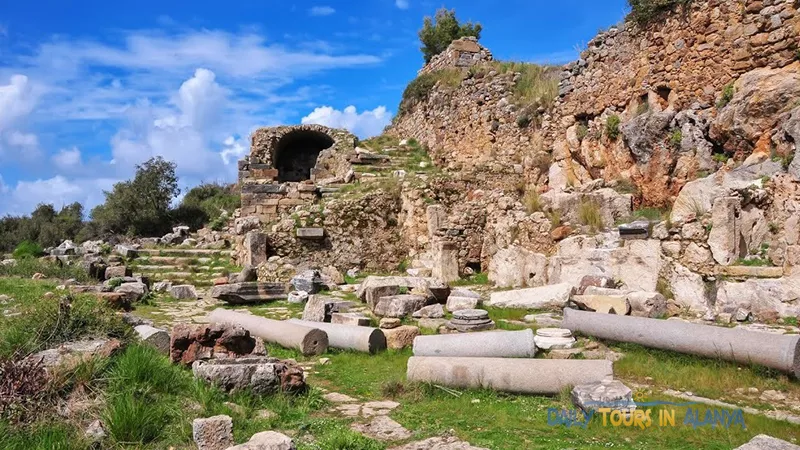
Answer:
top-left (0, 0), bottom-right (629, 216)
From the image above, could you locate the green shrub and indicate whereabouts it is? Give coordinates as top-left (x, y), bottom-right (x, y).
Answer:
top-left (177, 182), bottom-right (239, 231)
top-left (712, 153), bottom-right (731, 163)
top-left (578, 200), bottom-right (603, 231)
top-left (717, 83), bottom-right (735, 108)
top-left (605, 115), bottom-right (621, 140)
top-left (669, 129), bottom-right (683, 148)
top-left (12, 241), bottom-right (43, 259)
top-left (399, 69), bottom-right (464, 114)
top-left (627, 0), bottom-right (693, 25)
top-left (418, 8), bottom-right (482, 63)
top-left (576, 124), bottom-right (589, 141)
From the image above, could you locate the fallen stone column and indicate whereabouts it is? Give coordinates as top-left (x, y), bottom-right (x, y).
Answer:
top-left (208, 309), bottom-right (328, 356)
top-left (287, 319), bottom-right (386, 354)
top-left (563, 308), bottom-right (800, 377)
top-left (407, 357), bottom-right (613, 394)
top-left (412, 329), bottom-right (536, 358)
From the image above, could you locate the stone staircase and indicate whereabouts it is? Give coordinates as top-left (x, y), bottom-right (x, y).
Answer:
top-left (129, 248), bottom-right (237, 287)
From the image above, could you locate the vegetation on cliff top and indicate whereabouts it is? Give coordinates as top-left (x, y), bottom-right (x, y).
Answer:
top-left (627, 0), bottom-right (693, 25)
top-left (418, 8), bottom-right (482, 63)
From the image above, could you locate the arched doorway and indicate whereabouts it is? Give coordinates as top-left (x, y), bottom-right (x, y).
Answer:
top-left (273, 129), bottom-right (335, 182)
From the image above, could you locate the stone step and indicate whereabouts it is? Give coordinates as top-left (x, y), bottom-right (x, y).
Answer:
top-left (719, 265), bottom-right (784, 278)
top-left (138, 271), bottom-right (225, 280)
top-left (137, 248), bottom-right (233, 257)
top-left (133, 264), bottom-right (225, 273)
top-left (140, 256), bottom-right (216, 265)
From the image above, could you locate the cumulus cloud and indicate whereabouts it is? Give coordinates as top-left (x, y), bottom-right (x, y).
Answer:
top-left (5, 131), bottom-right (38, 148)
top-left (309, 6), bottom-right (336, 16)
top-left (52, 147), bottom-right (82, 169)
top-left (0, 75), bottom-right (37, 130)
top-left (220, 136), bottom-right (248, 165)
top-left (301, 105), bottom-right (392, 138)
top-left (395, 0), bottom-right (409, 9)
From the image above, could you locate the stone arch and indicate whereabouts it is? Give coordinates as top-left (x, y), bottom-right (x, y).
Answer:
top-left (272, 129), bottom-right (336, 182)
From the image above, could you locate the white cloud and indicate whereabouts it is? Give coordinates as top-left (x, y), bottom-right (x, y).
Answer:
top-left (220, 136), bottom-right (248, 165)
top-left (395, 0), bottom-right (409, 9)
top-left (5, 131), bottom-right (38, 148)
top-left (52, 147), bottom-right (82, 169)
top-left (1, 175), bottom-right (119, 215)
top-left (0, 75), bottom-right (37, 131)
top-left (110, 68), bottom-right (232, 177)
top-left (301, 105), bottom-right (392, 138)
top-left (309, 6), bottom-right (336, 16)
top-left (0, 175), bottom-right (7, 194)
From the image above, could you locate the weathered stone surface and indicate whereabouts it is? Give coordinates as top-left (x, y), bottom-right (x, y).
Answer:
top-left (115, 244), bottom-right (138, 258)
top-left (625, 292), bottom-right (667, 318)
top-left (488, 245), bottom-right (548, 288)
top-left (570, 295), bottom-right (630, 315)
top-left (209, 282), bottom-right (285, 305)
top-left (234, 216), bottom-right (261, 235)
top-left (153, 280), bottom-right (172, 292)
top-left (29, 338), bottom-right (121, 369)
top-left (330, 312), bottom-right (370, 326)
top-left (666, 262), bottom-right (710, 313)
top-left (412, 303), bottom-right (444, 319)
top-left (352, 416), bottom-right (412, 442)
top-left (485, 283), bottom-right (573, 309)
top-left (716, 278), bottom-right (800, 320)
top-left (104, 266), bottom-right (131, 280)
top-left (432, 240), bottom-right (460, 283)
top-left (170, 323), bottom-right (261, 365)
top-left (708, 197), bottom-right (742, 265)
top-left (296, 227), bottom-right (325, 240)
top-left (115, 282), bottom-right (148, 301)
top-left (534, 328), bottom-right (576, 350)
top-left (735, 435), bottom-right (800, 450)
top-left (711, 62), bottom-right (800, 154)
top-left (373, 294), bottom-right (427, 318)
top-left (227, 431), bottom-right (297, 450)
top-left (302, 295), bottom-right (352, 322)
top-left (382, 325), bottom-right (419, 349)
top-left (572, 380), bottom-right (636, 414)
top-left (287, 290), bottom-right (309, 304)
top-left (379, 318), bottom-right (401, 329)
top-left (671, 161), bottom-right (781, 223)
top-left (618, 220), bottom-right (649, 240)
top-left (192, 357), bottom-right (306, 394)
top-left (445, 309), bottom-right (495, 332)
top-left (357, 276), bottom-right (449, 304)
top-left (192, 415), bottom-right (233, 450)
top-left (243, 231), bottom-right (268, 267)
top-left (446, 288), bottom-right (480, 311)
top-left (168, 284), bottom-right (198, 300)
top-left (720, 266), bottom-right (784, 278)
top-left (389, 436), bottom-right (489, 450)
top-left (134, 325), bottom-right (170, 354)
top-left (621, 110), bottom-right (676, 164)
top-left (548, 237), bottom-right (663, 293)
top-left (291, 269), bottom-right (326, 294)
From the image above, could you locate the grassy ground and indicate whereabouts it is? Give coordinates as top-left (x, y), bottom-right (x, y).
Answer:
top-left (3, 278), bottom-right (800, 449)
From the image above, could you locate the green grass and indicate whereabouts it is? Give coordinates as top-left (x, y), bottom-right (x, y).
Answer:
top-left (605, 115), bottom-right (621, 140)
top-left (0, 422), bottom-right (87, 450)
top-left (733, 258), bottom-right (773, 267)
top-left (718, 82), bottom-right (735, 108)
top-left (0, 258), bottom-right (91, 282)
top-left (0, 279), bottom-right (130, 359)
top-left (578, 200), bottom-right (603, 232)
top-left (399, 69), bottom-right (464, 114)
top-left (451, 272), bottom-right (489, 286)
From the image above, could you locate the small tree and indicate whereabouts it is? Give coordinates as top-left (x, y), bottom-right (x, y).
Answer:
top-left (418, 8), bottom-right (482, 63)
top-left (92, 157), bottom-right (180, 236)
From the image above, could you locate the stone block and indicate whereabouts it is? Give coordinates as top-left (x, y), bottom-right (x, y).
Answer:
top-left (331, 313), bottom-right (370, 326)
top-left (104, 265), bottom-right (131, 280)
top-left (192, 415), bottom-right (233, 450)
top-left (168, 284), bottom-right (198, 300)
top-left (243, 231), bottom-right (268, 267)
top-left (134, 325), bottom-right (170, 354)
top-left (383, 325), bottom-right (419, 349)
top-left (571, 380), bottom-right (636, 414)
top-left (296, 227), bottom-right (325, 240)
top-left (373, 294), bottom-right (427, 318)
top-left (569, 295), bottom-right (631, 315)
top-left (486, 283), bottom-right (573, 309)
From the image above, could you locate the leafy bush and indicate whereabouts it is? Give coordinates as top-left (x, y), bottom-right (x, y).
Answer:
top-left (399, 69), bottom-right (464, 114)
top-left (717, 83), bottom-right (735, 108)
top-left (177, 182), bottom-right (240, 230)
top-left (0, 203), bottom-right (84, 254)
top-left (712, 153), bottom-right (731, 163)
top-left (627, 0), bottom-right (692, 25)
top-left (606, 115), bottom-right (621, 140)
top-left (418, 8), bottom-right (482, 63)
top-left (12, 241), bottom-right (43, 259)
top-left (91, 157), bottom-right (180, 237)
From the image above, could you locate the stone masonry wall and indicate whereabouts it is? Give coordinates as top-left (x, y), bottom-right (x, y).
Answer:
top-left (418, 37), bottom-right (493, 75)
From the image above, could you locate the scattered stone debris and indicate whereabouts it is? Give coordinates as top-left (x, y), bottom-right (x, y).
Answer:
top-left (228, 431), bottom-right (296, 450)
top-left (445, 309), bottom-right (495, 332)
top-left (533, 328), bottom-right (576, 350)
top-left (571, 380), bottom-right (636, 415)
top-left (352, 416), bottom-right (412, 442)
top-left (192, 357), bottom-right (306, 394)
